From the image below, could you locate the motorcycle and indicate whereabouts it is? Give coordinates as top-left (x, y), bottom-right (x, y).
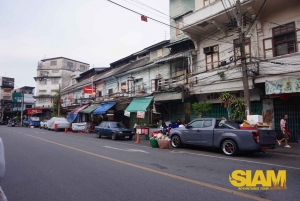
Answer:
top-left (7, 120), bottom-right (16, 127)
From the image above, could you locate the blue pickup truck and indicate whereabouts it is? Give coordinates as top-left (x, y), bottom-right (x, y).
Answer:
top-left (169, 118), bottom-right (276, 156)
top-left (23, 117), bottom-right (40, 128)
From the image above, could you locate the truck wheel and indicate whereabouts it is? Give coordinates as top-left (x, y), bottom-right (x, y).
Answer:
top-left (97, 131), bottom-right (102, 138)
top-left (222, 140), bottom-right (238, 156)
top-left (111, 133), bottom-right (116, 140)
top-left (171, 135), bottom-right (181, 148)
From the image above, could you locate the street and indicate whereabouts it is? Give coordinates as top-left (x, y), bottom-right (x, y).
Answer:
top-left (0, 126), bottom-right (299, 201)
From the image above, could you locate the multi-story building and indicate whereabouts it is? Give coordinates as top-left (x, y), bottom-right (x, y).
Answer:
top-left (34, 57), bottom-right (90, 109)
top-left (13, 86), bottom-right (35, 115)
top-left (0, 77), bottom-right (14, 122)
top-left (175, 0), bottom-right (300, 140)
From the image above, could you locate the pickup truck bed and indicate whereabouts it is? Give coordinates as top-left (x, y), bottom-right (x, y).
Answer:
top-left (169, 118), bottom-right (276, 156)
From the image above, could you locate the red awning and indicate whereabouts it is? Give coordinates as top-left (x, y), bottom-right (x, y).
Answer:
top-left (73, 104), bottom-right (89, 114)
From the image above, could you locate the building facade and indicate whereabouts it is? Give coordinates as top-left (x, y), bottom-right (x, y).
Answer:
top-left (0, 77), bottom-right (14, 122)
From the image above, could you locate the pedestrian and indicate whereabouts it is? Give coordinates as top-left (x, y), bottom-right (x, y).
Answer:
top-left (133, 122), bottom-right (139, 133)
top-left (277, 114), bottom-right (291, 148)
top-left (177, 119), bottom-right (182, 125)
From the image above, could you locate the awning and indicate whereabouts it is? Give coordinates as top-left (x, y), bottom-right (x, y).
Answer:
top-left (155, 50), bottom-right (193, 64)
top-left (93, 102), bottom-right (116, 114)
top-left (265, 77), bottom-right (300, 95)
top-left (73, 104), bottom-right (89, 114)
top-left (67, 104), bottom-right (89, 123)
top-left (125, 97), bottom-right (153, 112)
top-left (80, 104), bottom-right (100, 114)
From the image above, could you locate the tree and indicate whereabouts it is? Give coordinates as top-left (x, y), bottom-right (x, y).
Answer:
top-left (51, 89), bottom-right (62, 117)
top-left (219, 92), bottom-right (236, 119)
top-left (192, 102), bottom-right (212, 118)
top-left (231, 98), bottom-right (245, 121)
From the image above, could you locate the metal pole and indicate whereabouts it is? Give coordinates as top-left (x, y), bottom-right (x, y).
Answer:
top-left (236, 0), bottom-right (251, 115)
top-left (58, 84), bottom-right (60, 116)
top-left (21, 91), bottom-right (24, 126)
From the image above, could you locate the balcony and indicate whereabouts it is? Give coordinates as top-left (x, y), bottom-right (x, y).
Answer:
top-left (181, 0), bottom-right (262, 38)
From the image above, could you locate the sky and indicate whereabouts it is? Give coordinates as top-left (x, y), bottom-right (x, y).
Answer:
top-left (0, 0), bottom-right (170, 90)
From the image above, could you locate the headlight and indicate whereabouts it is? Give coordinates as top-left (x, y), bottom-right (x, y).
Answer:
top-left (132, 131), bottom-right (134, 134)
top-left (118, 131), bottom-right (123, 134)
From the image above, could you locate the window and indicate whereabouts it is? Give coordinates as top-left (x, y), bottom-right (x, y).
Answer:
top-left (98, 91), bottom-right (103, 97)
top-left (151, 79), bottom-right (159, 92)
top-left (203, 120), bottom-right (212, 127)
top-left (39, 98), bottom-right (47, 103)
top-left (189, 120), bottom-right (203, 128)
top-left (50, 60), bottom-right (57, 66)
top-left (233, 38), bottom-right (251, 64)
top-left (67, 61), bottom-right (73, 67)
top-left (108, 88), bottom-right (113, 94)
top-left (39, 90), bottom-right (47, 93)
top-left (39, 79), bottom-right (47, 85)
top-left (80, 65), bottom-right (85, 71)
top-left (272, 22), bottom-right (296, 56)
top-left (51, 78), bottom-right (59, 85)
top-left (205, 46), bottom-right (219, 70)
top-left (121, 82), bottom-right (127, 92)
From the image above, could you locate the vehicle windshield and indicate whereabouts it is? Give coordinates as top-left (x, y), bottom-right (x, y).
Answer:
top-left (111, 122), bottom-right (126, 128)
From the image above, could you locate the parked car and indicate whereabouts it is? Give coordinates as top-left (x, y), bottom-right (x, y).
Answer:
top-left (23, 117), bottom-right (40, 127)
top-left (40, 119), bottom-right (48, 129)
top-left (169, 118), bottom-right (276, 156)
top-left (94, 121), bottom-right (135, 140)
top-left (47, 117), bottom-right (70, 131)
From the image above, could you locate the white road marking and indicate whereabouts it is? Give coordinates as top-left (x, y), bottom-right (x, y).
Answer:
top-left (169, 150), bottom-right (300, 170)
top-left (103, 146), bottom-right (149, 153)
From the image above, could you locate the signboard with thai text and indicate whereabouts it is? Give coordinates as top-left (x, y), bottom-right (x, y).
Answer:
top-left (265, 77), bottom-right (300, 95)
top-left (83, 86), bottom-right (96, 94)
top-left (137, 111), bottom-right (145, 118)
top-left (27, 109), bottom-right (42, 115)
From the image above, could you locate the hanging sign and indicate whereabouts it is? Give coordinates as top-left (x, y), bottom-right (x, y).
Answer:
top-left (137, 111), bottom-right (145, 119)
top-left (83, 86), bottom-right (96, 94)
top-left (124, 111), bottom-right (130, 117)
top-left (27, 109), bottom-right (42, 115)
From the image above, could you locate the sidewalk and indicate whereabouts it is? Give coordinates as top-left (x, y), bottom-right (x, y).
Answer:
top-left (134, 128), bottom-right (300, 156)
top-left (268, 142), bottom-right (300, 155)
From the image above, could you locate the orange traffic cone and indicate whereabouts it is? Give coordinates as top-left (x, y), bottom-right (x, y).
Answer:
top-left (135, 133), bottom-right (140, 143)
top-left (64, 128), bottom-right (69, 133)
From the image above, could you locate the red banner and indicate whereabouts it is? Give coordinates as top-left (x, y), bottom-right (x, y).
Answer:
top-left (83, 86), bottom-right (96, 94)
top-left (27, 109), bottom-right (42, 115)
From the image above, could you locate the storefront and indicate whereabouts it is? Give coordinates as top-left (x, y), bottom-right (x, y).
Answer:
top-left (93, 102), bottom-right (116, 123)
top-left (67, 104), bottom-right (89, 123)
top-left (265, 77), bottom-right (300, 141)
top-left (124, 97), bottom-right (152, 129)
top-left (79, 104), bottom-right (100, 123)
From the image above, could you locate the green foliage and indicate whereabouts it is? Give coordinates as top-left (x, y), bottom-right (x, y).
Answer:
top-left (192, 102), bottom-right (212, 118)
top-left (231, 98), bottom-right (245, 121)
top-left (51, 89), bottom-right (62, 117)
top-left (219, 92), bottom-right (236, 119)
top-left (217, 71), bottom-right (225, 79)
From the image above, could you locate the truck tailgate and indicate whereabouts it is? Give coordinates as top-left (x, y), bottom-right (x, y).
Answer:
top-left (258, 129), bottom-right (276, 145)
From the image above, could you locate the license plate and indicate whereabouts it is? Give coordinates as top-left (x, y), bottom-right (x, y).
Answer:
top-left (125, 136), bottom-right (129, 139)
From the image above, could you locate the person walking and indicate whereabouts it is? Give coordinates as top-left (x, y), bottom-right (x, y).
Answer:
top-left (277, 114), bottom-right (291, 148)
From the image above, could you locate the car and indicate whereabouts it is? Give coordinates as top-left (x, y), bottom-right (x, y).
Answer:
top-left (94, 121), bottom-right (135, 140)
top-left (169, 118), bottom-right (276, 156)
top-left (40, 119), bottom-right (48, 129)
top-left (47, 117), bottom-right (71, 131)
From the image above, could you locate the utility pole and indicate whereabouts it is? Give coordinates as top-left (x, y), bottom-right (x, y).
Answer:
top-left (20, 91), bottom-right (24, 126)
top-left (58, 83), bottom-right (60, 116)
top-left (236, 0), bottom-right (251, 115)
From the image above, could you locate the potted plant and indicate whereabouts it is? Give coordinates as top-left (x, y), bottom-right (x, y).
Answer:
top-left (231, 98), bottom-right (245, 121)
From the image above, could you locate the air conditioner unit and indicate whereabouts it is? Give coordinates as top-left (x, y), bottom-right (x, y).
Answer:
top-left (203, 46), bottom-right (213, 54)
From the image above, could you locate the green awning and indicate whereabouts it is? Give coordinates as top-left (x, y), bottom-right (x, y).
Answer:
top-left (125, 97), bottom-right (153, 112)
top-left (79, 104), bottom-right (100, 114)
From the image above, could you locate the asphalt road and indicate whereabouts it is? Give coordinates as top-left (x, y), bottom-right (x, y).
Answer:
top-left (0, 126), bottom-right (299, 201)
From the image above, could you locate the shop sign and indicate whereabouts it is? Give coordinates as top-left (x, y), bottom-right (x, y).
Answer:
top-left (265, 77), bottom-right (300, 95)
top-left (27, 109), bottom-right (42, 115)
top-left (124, 111), bottom-right (130, 117)
top-left (137, 111), bottom-right (145, 118)
top-left (83, 86), bottom-right (96, 94)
